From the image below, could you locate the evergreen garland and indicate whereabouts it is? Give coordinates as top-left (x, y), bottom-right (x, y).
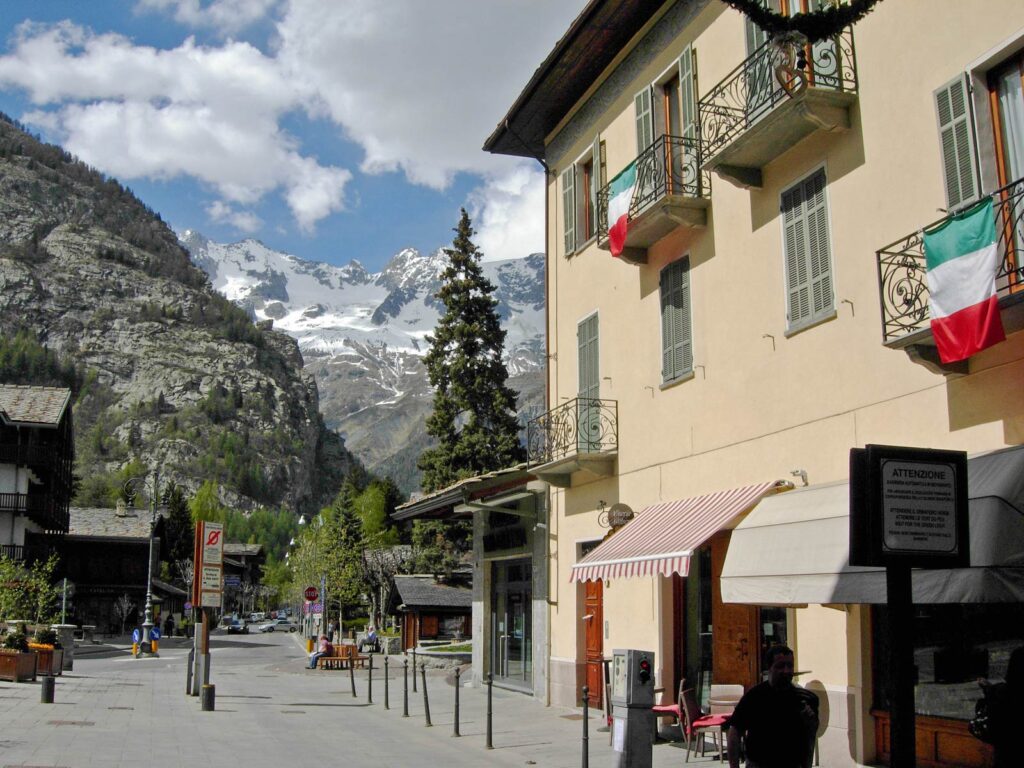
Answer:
top-left (721, 0), bottom-right (883, 43)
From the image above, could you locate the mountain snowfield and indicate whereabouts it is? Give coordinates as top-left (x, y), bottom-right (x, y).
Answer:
top-left (180, 231), bottom-right (545, 492)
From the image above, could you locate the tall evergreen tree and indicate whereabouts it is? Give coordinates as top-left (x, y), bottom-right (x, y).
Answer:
top-left (415, 209), bottom-right (524, 576)
top-left (418, 208), bottom-right (524, 492)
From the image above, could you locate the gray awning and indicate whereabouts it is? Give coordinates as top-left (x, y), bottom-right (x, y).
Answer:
top-left (721, 445), bottom-right (1024, 605)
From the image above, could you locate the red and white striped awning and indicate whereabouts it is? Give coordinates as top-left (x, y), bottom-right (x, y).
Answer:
top-left (570, 480), bottom-right (791, 583)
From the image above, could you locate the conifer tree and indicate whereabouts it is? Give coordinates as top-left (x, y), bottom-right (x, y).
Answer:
top-left (415, 209), bottom-right (524, 575)
top-left (418, 208), bottom-right (524, 492)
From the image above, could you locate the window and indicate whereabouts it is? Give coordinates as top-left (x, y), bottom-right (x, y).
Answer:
top-left (781, 168), bottom-right (834, 332)
top-left (560, 137), bottom-right (605, 255)
top-left (660, 257), bottom-right (693, 383)
top-left (934, 74), bottom-right (981, 211)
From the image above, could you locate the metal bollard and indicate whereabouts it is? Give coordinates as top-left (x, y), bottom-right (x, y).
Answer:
top-left (349, 658), bottom-right (357, 698)
top-left (384, 656), bottom-right (390, 710)
top-left (367, 653), bottom-right (374, 704)
top-left (412, 648), bottom-right (417, 692)
top-left (582, 685), bottom-right (590, 768)
top-left (453, 666), bottom-right (461, 737)
top-left (486, 673), bottom-right (494, 749)
top-left (403, 659), bottom-right (409, 717)
top-left (421, 664), bottom-right (432, 726)
top-left (41, 675), bottom-right (55, 704)
top-left (201, 683), bottom-right (215, 711)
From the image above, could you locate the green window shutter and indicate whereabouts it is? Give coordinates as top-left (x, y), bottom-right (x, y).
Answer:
top-left (745, 0), bottom-right (772, 56)
top-left (678, 45), bottom-right (697, 141)
top-left (577, 314), bottom-right (599, 398)
top-left (590, 135), bottom-right (602, 239)
top-left (660, 258), bottom-right (693, 382)
top-left (782, 169), bottom-right (832, 329)
top-left (934, 74), bottom-right (979, 211)
top-left (561, 166), bottom-right (576, 254)
top-left (635, 87), bottom-right (653, 153)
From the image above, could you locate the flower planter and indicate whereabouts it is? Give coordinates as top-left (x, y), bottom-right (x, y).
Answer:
top-left (0, 651), bottom-right (37, 682)
top-left (33, 648), bottom-right (63, 676)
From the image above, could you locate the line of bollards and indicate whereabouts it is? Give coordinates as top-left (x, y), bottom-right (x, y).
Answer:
top-left (421, 663), bottom-right (432, 726)
top-left (581, 685), bottom-right (590, 768)
top-left (452, 666), bottom-right (461, 737)
top-left (486, 673), bottom-right (494, 750)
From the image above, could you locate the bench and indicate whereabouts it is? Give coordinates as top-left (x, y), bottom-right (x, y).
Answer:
top-left (316, 644), bottom-right (369, 670)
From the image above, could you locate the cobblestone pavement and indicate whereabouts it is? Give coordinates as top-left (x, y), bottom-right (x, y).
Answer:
top-left (0, 633), bottom-right (715, 767)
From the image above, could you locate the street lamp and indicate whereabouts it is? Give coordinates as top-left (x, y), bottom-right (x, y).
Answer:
top-left (123, 468), bottom-right (165, 657)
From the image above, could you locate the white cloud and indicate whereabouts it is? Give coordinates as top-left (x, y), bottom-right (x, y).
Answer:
top-left (135, 0), bottom-right (277, 34)
top-left (470, 164), bottom-right (546, 263)
top-left (0, 1), bottom-right (585, 256)
top-left (207, 201), bottom-right (263, 233)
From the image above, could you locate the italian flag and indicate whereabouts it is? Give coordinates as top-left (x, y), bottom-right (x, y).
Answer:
top-left (923, 198), bottom-right (1005, 364)
top-left (607, 162), bottom-right (636, 258)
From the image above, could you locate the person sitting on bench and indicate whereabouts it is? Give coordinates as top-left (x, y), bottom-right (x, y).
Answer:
top-left (359, 626), bottom-right (379, 653)
top-left (308, 635), bottom-right (333, 669)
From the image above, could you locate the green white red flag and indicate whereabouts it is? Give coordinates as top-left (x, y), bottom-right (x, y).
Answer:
top-left (923, 198), bottom-right (1005, 363)
top-left (607, 162), bottom-right (636, 257)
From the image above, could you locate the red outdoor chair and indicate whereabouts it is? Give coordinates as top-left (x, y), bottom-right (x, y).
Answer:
top-left (651, 679), bottom-right (686, 740)
top-left (681, 687), bottom-right (729, 762)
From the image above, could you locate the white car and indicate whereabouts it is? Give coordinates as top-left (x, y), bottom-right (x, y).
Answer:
top-left (258, 618), bottom-right (298, 633)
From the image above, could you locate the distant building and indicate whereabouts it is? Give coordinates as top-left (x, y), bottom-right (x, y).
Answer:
top-left (389, 574), bottom-right (472, 651)
top-left (0, 385), bottom-right (74, 561)
top-left (59, 505), bottom-right (178, 634)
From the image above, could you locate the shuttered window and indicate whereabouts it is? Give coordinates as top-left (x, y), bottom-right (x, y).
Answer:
top-left (934, 74), bottom-right (980, 211)
top-left (635, 87), bottom-right (653, 153)
top-left (782, 168), bottom-right (833, 331)
top-left (561, 166), bottom-right (576, 254)
top-left (577, 314), bottom-right (600, 399)
top-left (660, 257), bottom-right (693, 383)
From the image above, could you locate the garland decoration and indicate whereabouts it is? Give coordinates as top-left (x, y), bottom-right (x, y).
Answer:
top-left (721, 0), bottom-right (883, 44)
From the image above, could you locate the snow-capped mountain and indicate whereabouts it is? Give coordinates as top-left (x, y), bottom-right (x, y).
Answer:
top-left (181, 231), bottom-right (545, 492)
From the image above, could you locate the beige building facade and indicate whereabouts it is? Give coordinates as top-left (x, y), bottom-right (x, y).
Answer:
top-left (486, 2), bottom-right (1024, 766)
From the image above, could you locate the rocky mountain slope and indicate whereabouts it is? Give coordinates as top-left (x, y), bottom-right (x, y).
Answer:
top-left (0, 115), bottom-right (354, 513)
top-left (182, 233), bottom-right (546, 492)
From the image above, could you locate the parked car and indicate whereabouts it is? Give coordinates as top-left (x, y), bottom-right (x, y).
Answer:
top-left (226, 619), bottom-right (249, 634)
top-left (258, 618), bottom-right (298, 633)
top-left (249, 611), bottom-right (266, 623)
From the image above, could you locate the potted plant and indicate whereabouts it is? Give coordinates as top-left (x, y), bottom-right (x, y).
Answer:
top-left (0, 631), bottom-right (37, 682)
top-left (29, 628), bottom-right (63, 676)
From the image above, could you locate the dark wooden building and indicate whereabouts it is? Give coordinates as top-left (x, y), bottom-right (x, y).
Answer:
top-left (389, 574), bottom-right (472, 651)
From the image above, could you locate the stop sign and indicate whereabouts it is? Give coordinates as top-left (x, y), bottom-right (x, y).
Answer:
top-left (304, 586), bottom-right (319, 602)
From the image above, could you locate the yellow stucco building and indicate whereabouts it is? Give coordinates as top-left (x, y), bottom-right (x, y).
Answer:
top-left (484, 1), bottom-right (1024, 766)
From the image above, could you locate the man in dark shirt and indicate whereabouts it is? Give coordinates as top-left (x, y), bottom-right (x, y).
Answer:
top-left (727, 645), bottom-right (818, 768)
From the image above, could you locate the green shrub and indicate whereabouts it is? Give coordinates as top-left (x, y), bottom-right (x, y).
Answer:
top-left (2, 631), bottom-right (28, 652)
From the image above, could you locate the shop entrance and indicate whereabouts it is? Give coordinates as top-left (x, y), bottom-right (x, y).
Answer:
top-left (490, 558), bottom-right (532, 690)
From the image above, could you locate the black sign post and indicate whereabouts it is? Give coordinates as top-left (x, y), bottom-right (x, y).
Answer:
top-left (850, 445), bottom-right (969, 768)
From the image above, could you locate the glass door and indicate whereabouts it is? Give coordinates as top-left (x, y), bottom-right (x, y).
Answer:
top-left (491, 559), bottom-right (533, 689)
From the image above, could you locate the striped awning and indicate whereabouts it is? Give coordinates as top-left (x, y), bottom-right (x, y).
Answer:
top-left (570, 480), bottom-right (792, 582)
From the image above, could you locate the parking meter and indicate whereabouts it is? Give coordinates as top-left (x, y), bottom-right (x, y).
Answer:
top-left (610, 649), bottom-right (655, 768)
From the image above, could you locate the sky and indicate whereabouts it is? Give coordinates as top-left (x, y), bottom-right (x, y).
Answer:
top-left (0, 0), bottom-right (586, 272)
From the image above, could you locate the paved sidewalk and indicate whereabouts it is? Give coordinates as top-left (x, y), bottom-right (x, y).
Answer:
top-left (0, 632), bottom-right (717, 767)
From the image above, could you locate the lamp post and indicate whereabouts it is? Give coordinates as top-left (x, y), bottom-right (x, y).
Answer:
top-left (124, 468), bottom-right (164, 657)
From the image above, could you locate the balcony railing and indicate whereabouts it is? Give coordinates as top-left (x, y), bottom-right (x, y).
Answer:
top-left (876, 177), bottom-right (1024, 348)
top-left (527, 398), bottom-right (618, 468)
top-left (597, 135), bottom-right (710, 261)
top-left (0, 492), bottom-right (69, 533)
top-left (699, 29), bottom-right (857, 188)
top-left (0, 544), bottom-right (51, 563)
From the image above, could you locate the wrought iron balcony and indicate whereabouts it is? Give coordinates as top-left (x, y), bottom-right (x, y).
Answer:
top-left (596, 134), bottom-right (710, 264)
top-left (699, 29), bottom-right (858, 189)
top-left (526, 398), bottom-right (617, 487)
top-left (0, 543), bottom-right (52, 563)
top-left (876, 177), bottom-right (1024, 368)
top-left (0, 492), bottom-right (70, 534)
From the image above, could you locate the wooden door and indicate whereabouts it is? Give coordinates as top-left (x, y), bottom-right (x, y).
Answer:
top-left (711, 533), bottom-right (759, 687)
top-left (584, 579), bottom-right (604, 708)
